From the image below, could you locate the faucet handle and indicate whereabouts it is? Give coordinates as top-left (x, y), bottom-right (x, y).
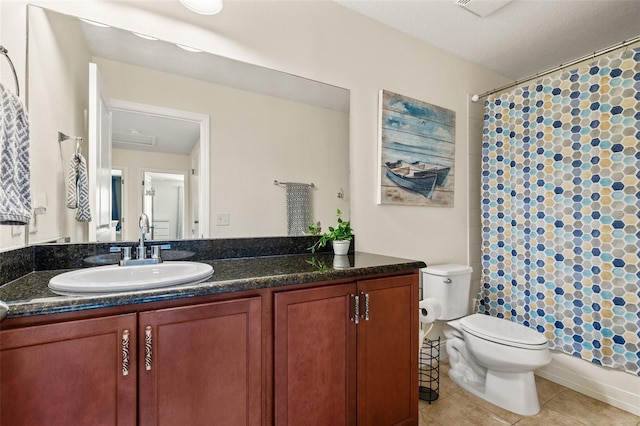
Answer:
top-left (136, 246), bottom-right (146, 260)
top-left (110, 246), bottom-right (132, 259)
top-left (151, 245), bottom-right (163, 261)
top-left (121, 246), bottom-right (132, 260)
top-left (110, 246), bottom-right (132, 266)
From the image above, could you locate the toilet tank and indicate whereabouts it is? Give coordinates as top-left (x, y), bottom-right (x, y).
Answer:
top-left (421, 264), bottom-right (473, 320)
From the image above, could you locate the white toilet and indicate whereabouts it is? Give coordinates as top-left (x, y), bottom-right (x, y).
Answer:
top-left (421, 264), bottom-right (551, 416)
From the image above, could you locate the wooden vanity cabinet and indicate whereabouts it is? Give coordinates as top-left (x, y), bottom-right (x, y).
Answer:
top-left (274, 283), bottom-right (357, 425)
top-left (274, 274), bottom-right (418, 426)
top-left (0, 313), bottom-right (138, 425)
top-left (138, 297), bottom-right (262, 426)
top-left (1, 271), bottom-right (417, 426)
top-left (356, 275), bottom-right (418, 426)
top-left (0, 296), bottom-right (262, 426)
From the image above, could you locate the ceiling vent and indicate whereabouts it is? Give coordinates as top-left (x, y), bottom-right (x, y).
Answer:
top-left (455, 0), bottom-right (512, 17)
top-left (112, 131), bottom-right (157, 147)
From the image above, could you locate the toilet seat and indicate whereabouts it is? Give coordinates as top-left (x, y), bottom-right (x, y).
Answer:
top-left (459, 314), bottom-right (548, 349)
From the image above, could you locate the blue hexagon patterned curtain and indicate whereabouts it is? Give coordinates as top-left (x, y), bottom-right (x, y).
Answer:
top-left (479, 47), bottom-right (639, 376)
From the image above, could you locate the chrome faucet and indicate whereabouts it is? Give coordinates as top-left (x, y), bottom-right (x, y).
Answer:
top-left (111, 213), bottom-right (165, 266)
top-left (138, 213), bottom-right (150, 260)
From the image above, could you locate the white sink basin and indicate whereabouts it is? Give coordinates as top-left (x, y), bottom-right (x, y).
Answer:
top-left (48, 261), bottom-right (214, 295)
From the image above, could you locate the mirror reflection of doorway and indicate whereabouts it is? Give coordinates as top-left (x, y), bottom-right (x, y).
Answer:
top-left (111, 169), bottom-right (124, 241)
top-left (142, 171), bottom-right (186, 240)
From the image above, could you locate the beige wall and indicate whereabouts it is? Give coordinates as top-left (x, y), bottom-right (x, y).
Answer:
top-left (0, 4), bottom-right (94, 248)
top-left (25, 5), bottom-right (91, 245)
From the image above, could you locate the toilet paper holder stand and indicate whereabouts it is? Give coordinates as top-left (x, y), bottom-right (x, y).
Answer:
top-left (419, 335), bottom-right (440, 403)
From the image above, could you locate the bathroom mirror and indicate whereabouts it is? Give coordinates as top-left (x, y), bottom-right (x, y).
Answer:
top-left (26, 5), bottom-right (350, 245)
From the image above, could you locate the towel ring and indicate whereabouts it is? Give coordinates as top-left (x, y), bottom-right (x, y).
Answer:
top-left (58, 131), bottom-right (84, 154)
top-left (75, 137), bottom-right (83, 155)
top-left (0, 46), bottom-right (20, 96)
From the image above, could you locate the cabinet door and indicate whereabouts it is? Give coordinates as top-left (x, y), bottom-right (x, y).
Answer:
top-left (0, 314), bottom-right (137, 426)
top-left (357, 275), bottom-right (418, 426)
top-left (138, 297), bottom-right (262, 426)
top-left (274, 283), bottom-right (357, 426)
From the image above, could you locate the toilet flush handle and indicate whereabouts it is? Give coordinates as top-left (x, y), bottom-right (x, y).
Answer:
top-left (444, 278), bottom-right (452, 284)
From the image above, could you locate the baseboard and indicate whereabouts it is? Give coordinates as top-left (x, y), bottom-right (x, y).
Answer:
top-left (439, 341), bottom-right (639, 416)
top-left (536, 351), bottom-right (640, 416)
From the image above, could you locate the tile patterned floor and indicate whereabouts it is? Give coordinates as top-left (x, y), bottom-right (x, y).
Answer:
top-left (419, 362), bottom-right (640, 426)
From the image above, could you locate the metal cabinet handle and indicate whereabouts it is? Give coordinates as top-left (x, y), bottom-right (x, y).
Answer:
top-left (361, 292), bottom-right (370, 321)
top-left (122, 330), bottom-right (130, 376)
top-left (144, 326), bottom-right (153, 371)
top-left (351, 294), bottom-right (360, 324)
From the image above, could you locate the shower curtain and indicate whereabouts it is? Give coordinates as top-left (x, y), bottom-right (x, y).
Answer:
top-left (479, 47), bottom-right (639, 376)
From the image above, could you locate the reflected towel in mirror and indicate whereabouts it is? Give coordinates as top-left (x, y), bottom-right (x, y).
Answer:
top-left (66, 152), bottom-right (91, 222)
top-left (285, 183), bottom-right (310, 236)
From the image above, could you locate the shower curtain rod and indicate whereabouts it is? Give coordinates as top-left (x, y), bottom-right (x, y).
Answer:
top-left (471, 35), bottom-right (640, 102)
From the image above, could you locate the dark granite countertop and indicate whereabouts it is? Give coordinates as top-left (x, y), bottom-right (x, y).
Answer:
top-left (0, 252), bottom-right (425, 319)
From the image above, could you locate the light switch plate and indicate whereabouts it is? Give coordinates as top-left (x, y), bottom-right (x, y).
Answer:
top-left (11, 226), bottom-right (23, 237)
top-left (215, 213), bottom-right (230, 226)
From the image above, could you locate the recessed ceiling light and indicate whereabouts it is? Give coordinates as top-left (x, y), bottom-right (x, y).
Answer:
top-left (133, 32), bottom-right (158, 41)
top-left (79, 18), bottom-right (110, 28)
top-left (179, 0), bottom-right (223, 15)
top-left (176, 44), bottom-right (203, 53)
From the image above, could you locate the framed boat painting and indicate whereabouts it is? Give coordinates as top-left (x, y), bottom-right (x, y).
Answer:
top-left (377, 90), bottom-right (455, 207)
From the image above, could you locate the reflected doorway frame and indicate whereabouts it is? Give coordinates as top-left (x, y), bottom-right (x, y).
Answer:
top-left (110, 167), bottom-right (128, 241)
top-left (141, 169), bottom-right (188, 240)
top-left (109, 99), bottom-right (210, 238)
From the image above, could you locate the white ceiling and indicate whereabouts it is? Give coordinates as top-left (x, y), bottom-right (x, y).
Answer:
top-left (336, 0), bottom-right (640, 81)
top-left (111, 109), bottom-right (201, 155)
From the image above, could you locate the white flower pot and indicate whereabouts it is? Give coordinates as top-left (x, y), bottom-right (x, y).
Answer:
top-left (332, 240), bottom-right (351, 255)
top-left (333, 254), bottom-right (350, 269)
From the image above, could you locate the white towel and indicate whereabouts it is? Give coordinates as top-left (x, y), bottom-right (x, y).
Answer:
top-left (66, 152), bottom-right (92, 222)
top-left (0, 83), bottom-right (31, 225)
top-left (285, 183), bottom-right (310, 236)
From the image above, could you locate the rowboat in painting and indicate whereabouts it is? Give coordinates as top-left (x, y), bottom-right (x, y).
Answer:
top-left (385, 160), bottom-right (451, 198)
top-left (409, 161), bottom-right (451, 186)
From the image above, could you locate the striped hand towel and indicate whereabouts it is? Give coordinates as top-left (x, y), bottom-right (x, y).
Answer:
top-left (285, 183), bottom-right (310, 236)
top-left (66, 152), bottom-right (92, 222)
top-left (0, 83), bottom-right (31, 225)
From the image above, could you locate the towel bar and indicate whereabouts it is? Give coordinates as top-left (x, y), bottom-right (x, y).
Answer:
top-left (273, 180), bottom-right (315, 188)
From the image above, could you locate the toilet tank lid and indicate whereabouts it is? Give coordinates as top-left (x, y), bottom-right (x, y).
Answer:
top-left (460, 314), bottom-right (548, 347)
top-left (422, 264), bottom-right (472, 276)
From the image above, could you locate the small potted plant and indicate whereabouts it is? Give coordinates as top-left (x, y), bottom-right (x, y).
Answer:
top-left (309, 209), bottom-right (354, 255)
top-left (307, 220), bottom-right (322, 236)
